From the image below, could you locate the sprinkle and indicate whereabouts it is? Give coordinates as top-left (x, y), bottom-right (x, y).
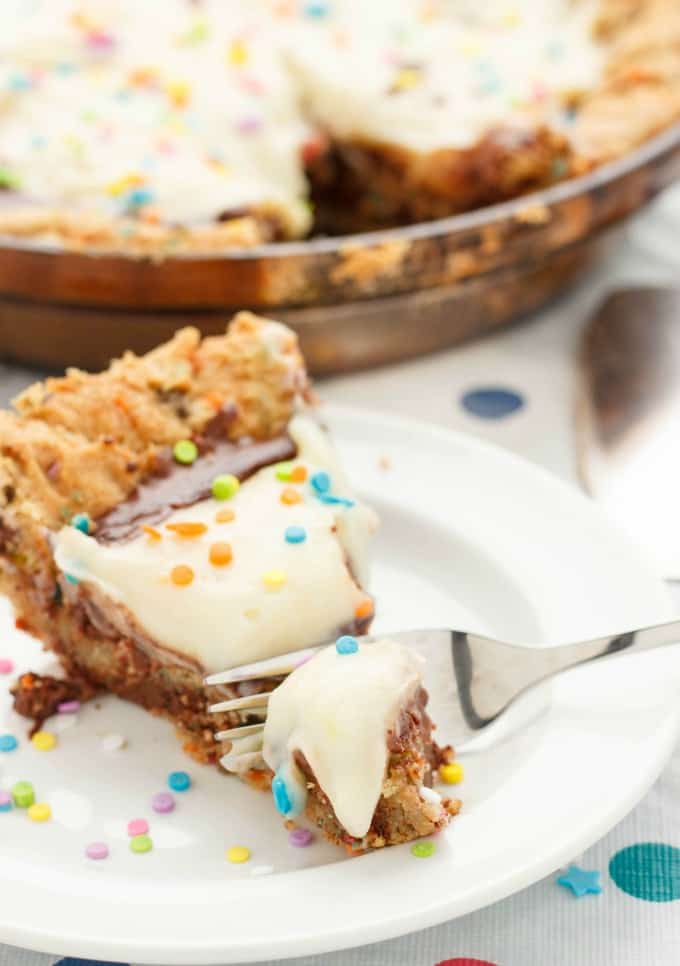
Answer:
top-left (290, 465), bottom-right (308, 483)
top-left (12, 781), bottom-right (34, 808)
top-left (0, 791), bottom-right (12, 812)
top-left (71, 512), bottom-right (91, 534)
top-left (130, 833), bottom-right (153, 853)
top-left (284, 526), bottom-right (306, 545)
top-left (64, 573), bottom-right (80, 585)
top-left (31, 731), bottom-right (57, 752)
top-left (151, 791), bottom-right (175, 814)
top-left (143, 525), bottom-right (162, 541)
top-left (336, 635), bottom-right (359, 655)
top-left (355, 597), bottom-right (373, 620)
top-left (168, 771), bottom-right (191, 792)
top-left (27, 802), bottom-right (51, 823)
top-left (310, 471), bottom-right (330, 494)
top-left (0, 168), bottom-right (21, 190)
top-left (393, 67), bottom-right (421, 92)
top-left (227, 845), bottom-right (250, 864)
top-left (304, 1), bottom-right (329, 17)
top-left (272, 774), bottom-right (292, 815)
top-left (166, 80), bottom-right (190, 108)
top-left (166, 521), bottom-right (208, 538)
top-left (212, 474), bottom-right (240, 501)
top-left (53, 714), bottom-right (78, 733)
top-left (57, 699), bottom-right (80, 713)
top-left (106, 172), bottom-right (143, 197)
top-left (227, 40), bottom-right (249, 66)
top-left (86, 842), bottom-right (109, 860)
top-left (0, 659), bottom-right (14, 675)
top-left (127, 818), bottom-right (149, 837)
top-left (173, 439), bottom-right (198, 465)
top-left (100, 733), bottom-right (126, 753)
top-left (170, 565), bottom-right (194, 587)
top-left (275, 461), bottom-right (294, 481)
top-left (0, 734), bottom-right (18, 753)
top-left (215, 508), bottom-right (235, 523)
top-left (411, 840), bottom-right (436, 858)
top-left (250, 864), bottom-right (274, 876)
top-left (209, 542), bottom-right (233, 567)
top-left (127, 187), bottom-right (155, 209)
top-left (439, 762), bottom-right (464, 785)
top-left (263, 570), bottom-right (287, 591)
top-left (236, 116), bottom-right (262, 134)
top-left (280, 487), bottom-right (302, 506)
top-left (289, 827), bottom-right (314, 847)
top-left (86, 30), bottom-right (116, 52)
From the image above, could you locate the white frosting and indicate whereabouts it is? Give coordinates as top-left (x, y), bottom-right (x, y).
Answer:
top-left (0, 0), bottom-right (604, 228)
top-left (263, 639), bottom-right (424, 838)
top-left (53, 416), bottom-right (377, 674)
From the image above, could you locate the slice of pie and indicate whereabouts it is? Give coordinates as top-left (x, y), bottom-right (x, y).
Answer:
top-left (2, 312), bottom-right (377, 762)
top-left (222, 637), bottom-right (461, 852)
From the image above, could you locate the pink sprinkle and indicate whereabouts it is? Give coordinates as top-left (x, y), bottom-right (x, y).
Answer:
top-left (236, 116), bottom-right (261, 134)
top-left (0, 659), bottom-right (14, 675)
top-left (289, 827), bottom-right (314, 847)
top-left (239, 76), bottom-right (266, 96)
top-left (85, 841), bottom-right (109, 860)
top-left (151, 791), bottom-right (175, 814)
top-left (87, 31), bottom-right (116, 52)
top-left (127, 818), bottom-right (149, 837)
top-left (0, 790), bottom-right (12, 808)
top-left (57, 700), bottom-right (80, 713)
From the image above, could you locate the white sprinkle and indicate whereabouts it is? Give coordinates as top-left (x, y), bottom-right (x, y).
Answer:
top-left (100, 733), bottom-right (127, 752)
top-left (250, 864), bottom-right (274, 877)
top-left (419, 785), bottom-right (442, 805)
top-left (52, 714), bottom-right (79, 733)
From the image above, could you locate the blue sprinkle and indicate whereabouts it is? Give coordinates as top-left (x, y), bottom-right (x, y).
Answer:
top-left (71, 512), bottom-right (91, 534)
top-left (0, 734), bottom-right (18, 753)
top-left (168, 770), bottom-right (191, 792)
top-left (8, 73), bottom-right (31, 92)
top-left (317, 493), bottom-right (354, 508)
top-left (284, 525), bottom-right (307, 544)
top-left (557, 865), bottom-right (602, 898)
top-left (460, 387), bottom-right (525, 419)
top-left (336, 635), bottom-right (359, 656)
top-left (55, 62), bottom-right (77, 76)
top-left (0, 796), bottom-right (12, 813)
top-left (304, 1), bottom-right (329, 17)
top-left (310, 471), bottom-right (331, 494)
top-left (127, 187), bottom-right (154, 208)
top-left (65, 573), bottom-right (80, 585)
top-left (272, 773), bottom-right (292, 815)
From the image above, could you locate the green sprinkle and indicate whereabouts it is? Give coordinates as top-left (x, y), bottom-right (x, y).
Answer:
top-left (212, 474), bottom-right (240, 501)
top-left (173, 440), bottom-right (198, 465)
top-left (411, 840), bottom-right (436, 859)
top-left (130, 833), bottom-right (153, 854)
top-left (0, 167), bottom-right (21, 190)
top-left (275, 461), bottom-right (293, 481)
top-left (12, 781), bottom-right (35, 808)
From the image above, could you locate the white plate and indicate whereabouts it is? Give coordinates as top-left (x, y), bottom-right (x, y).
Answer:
top-left (0, 405), bottom-right (678, 965)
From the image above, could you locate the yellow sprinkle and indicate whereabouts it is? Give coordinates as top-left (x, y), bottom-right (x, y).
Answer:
top-left (227, 845), bottom-right (250, 864)
top-left (227, 40), bottom-right (248, 67)
top-left (106, 173), bottom-right (144, 197)
top-left (32, 731), bottom-right (57, 752)
top-left (171, 564), bottom-right (194, 587)
top-left (166, 80), bottom-right (190, 107)
top-left (393, 67), bottom-right (421, 91)
top-left (439, 762), bottom-right (464, 785)
top-left (262, 570), bottom-right (287, 591)
top-left (27, 802), bottom-right (51, 822)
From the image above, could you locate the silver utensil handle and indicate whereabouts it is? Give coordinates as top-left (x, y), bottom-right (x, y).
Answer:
top-left (549, 617), bottom-right (680, 675)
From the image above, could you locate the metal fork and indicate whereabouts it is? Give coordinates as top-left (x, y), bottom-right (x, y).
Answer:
top-left (205, 620), bottom-right (680, 771)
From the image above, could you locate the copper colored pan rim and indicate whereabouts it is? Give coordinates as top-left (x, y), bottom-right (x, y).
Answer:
top-left (1, 123), bottom-right (680, 263)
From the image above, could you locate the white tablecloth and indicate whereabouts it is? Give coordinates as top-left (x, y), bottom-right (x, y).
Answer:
top-left (2, 183), bottom-right (680, 966)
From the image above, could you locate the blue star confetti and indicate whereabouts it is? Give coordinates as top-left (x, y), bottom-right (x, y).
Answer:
top-left (557, 864), bottom-right (602, 898)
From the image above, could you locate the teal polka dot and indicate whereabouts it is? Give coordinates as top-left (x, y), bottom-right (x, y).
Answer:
top-left (609, 843), bottom-right (680, 902)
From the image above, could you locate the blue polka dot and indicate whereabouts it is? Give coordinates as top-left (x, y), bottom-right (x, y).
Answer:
top-left (609, 843), bottom-right (680, 902)
top-left (55, 959), bottom-right (130, 966)
top-left (460, 387), bottom-right (525, 419)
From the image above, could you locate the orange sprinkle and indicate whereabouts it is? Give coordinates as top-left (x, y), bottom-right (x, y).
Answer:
top-left (204, 391), bottom-right (223, 412)
top-left (280, 487), bottom-right (302, 506)
top-left (355, 597), bottom-right (374, 620)
top-left (290, 465), bottom-right (308, 483)
top-left (215, 508), bottom-right (235, 523)
top-left (209, 542), bottom-right (232, 567)
top-left (143, 525), bottom-right (162, 541)
top-left (171, 565), bottom-right (194, 587)
top-left (165, 522), bottom-right (208, 538)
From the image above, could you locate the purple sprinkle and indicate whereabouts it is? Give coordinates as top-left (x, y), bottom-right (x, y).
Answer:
top-left (236, 116), bottom-right (261, 134)
top-left (85, 841), bottom-right (109, 860)
top-left (151, 791), bottom-right (175, 814)
top-left (289, 827), bottom-right (314, 848)
top-left (57, 700), bottom-right (80, 714)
